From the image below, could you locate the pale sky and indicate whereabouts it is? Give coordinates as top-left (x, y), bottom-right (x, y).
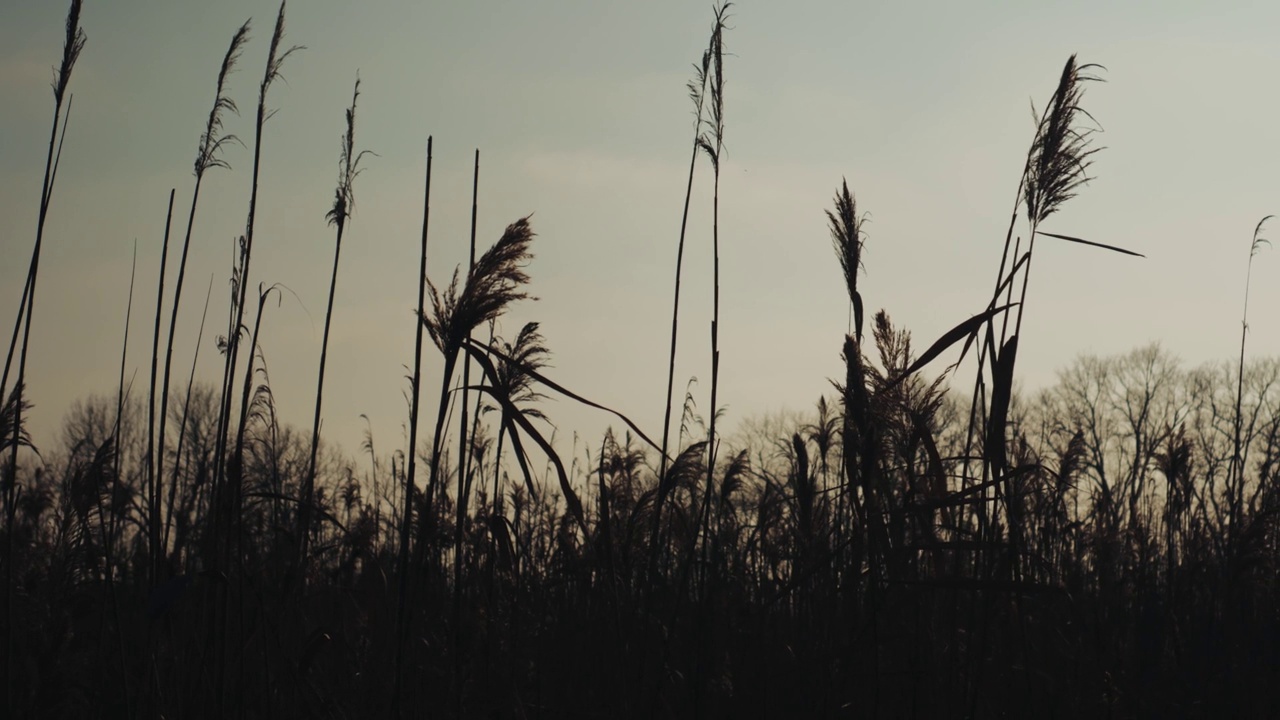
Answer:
top-left (3, 1), bottom-right (1279, 466)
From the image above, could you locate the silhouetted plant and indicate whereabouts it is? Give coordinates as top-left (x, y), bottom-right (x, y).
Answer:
top-left (1230, 216), bottom-right (1272, 548)
top-left (419, 216), bottom-right (536, 567)
top-left (153, 20), bottom-right (250, 578)
top-left (487, 322), bottom-right (552, 503)
top-left (10, 5), bottom-right (1280, 718)
top-left (3, 4), bottom-right (83, 712)
top-left (212, 0), bottom-right (302, 550)
top-left (144, 189), bottom-right (177, 584)
top-left (828, 179), bottom-right (867, 344)
top-left (301, 76), bottom-right (372, 573)
top-left (392, 136), bottom-right (432, 716)
top-left (697, 0), bottom-right (731, 593)
top-left (651, 9), bottom-right (716, 586)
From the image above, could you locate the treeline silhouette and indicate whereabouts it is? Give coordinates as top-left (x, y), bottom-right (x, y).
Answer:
top-left (3, 2), bottom-right (1279, 719)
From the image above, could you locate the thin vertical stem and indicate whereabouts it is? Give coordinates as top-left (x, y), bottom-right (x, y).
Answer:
top-left (453, 149), bottom-right (480, 713)
top-left (649, 41), bottom-right (712, 589)
top-left (165, 276), bottom-right (215, 555)
top-left (393, 137), bottom-right (432, 719)
top-left (147, 189), bottom-right (177, 584)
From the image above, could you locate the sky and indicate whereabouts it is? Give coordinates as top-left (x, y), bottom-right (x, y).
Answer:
top-left (3, 0), bottom-right (1280, 470)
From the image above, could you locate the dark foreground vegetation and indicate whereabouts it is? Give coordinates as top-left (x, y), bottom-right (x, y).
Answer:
top-left (4, 2), bottom-right (1280, 718)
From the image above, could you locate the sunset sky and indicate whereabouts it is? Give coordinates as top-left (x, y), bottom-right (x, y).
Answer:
top-left (3, 0), bottom-right (1279, 465)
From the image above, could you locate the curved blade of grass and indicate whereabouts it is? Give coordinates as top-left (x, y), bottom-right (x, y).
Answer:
top-left (498, 416), bottom-right (539, 499)
top-left (459, 343), bottom-right (586, 532)
top-left (472, 384), bottom-right (585, 534)
top-left (466, 337), bottom-right (666, 459)
top-left (887, 304), bottom-right (1016, 389)
top-left (989, 253), bottom-right (1030, 307)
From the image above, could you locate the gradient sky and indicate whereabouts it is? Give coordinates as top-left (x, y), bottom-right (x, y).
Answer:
top-left (3, 1), bottom-right (1279, 466)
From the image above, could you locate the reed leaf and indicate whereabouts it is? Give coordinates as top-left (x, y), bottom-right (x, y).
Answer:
top-left (1035, 231), bottom-right (1144, 258)
top-left (466, 336), bottom-right (665, 457)
top-left (888, 304), bottom-right (1017, 388)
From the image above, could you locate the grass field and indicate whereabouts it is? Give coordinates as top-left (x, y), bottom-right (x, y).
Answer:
top-left (3, 2), bottom-right (1279, 718)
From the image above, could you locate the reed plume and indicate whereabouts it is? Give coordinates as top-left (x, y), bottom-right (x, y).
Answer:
top-left (1022, 57), bottom-right (1104, 226)
top-left (489, 322), bottom-right (552, 503)
top-left (5, 0), bottom-right (85, 503)
top-left (651, 13), bottom-right (716, 584)
top-left (154, 21), bottom-right (251, 557)
top-left (697, 0), bottom-right (731, 587)
top-left (212, 0), bottom-right (301, 548)
top-left (1229, 216), bottom-right (1272, 545)
top-left (418, 217), bottom-right (536, 563)
top-left (1010, 55), bottom-right (1104, 340)
top-left (828, 179), bottom-right (867, 343)
top-left (4, 6), bottom-right (83, 708)
top-left (423, 219), bottom-right (536, 358)
top-left (300, 76), bottom-right (371, 574)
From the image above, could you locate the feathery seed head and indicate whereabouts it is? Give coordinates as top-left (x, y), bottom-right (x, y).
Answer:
top-left (328, 76), bottom-right (374, 229)
top-left (259, 1), bottom-right (304, 111)
top-left (1250, 215), bottom-right (1273, 259)
top-left (195, 21), bottom-right (251, 177)
top-left (1023, 55), bottom-right (1104, 225)
top-left (53, 0), bottom-right (86, 104)
top-left (424, 217), bottom-right (537, 357)
top-left (827, 179), bottom-right (865, 301)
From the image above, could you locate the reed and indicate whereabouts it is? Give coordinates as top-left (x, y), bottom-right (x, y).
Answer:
top-left (10, 5), bottom-right (1280, 717)
top-left (1229, 216), bottom-right (1271, 548)
top-left (93, 240), bottom-right (139, 719)
top-left (696, 0), bottom-right (730, 592)
top-left (419, 216), bottom-right (536, 565)
top-left (153, 21), bottom-right (250, 580)
top-left (453, 152), bottom-right (482, 680)
top-left (164, 276), bottom-right (215, 555)
top-left (205, 6), bottom-right (299, 714)
top-left (300, 76), bottom-right (371, 574)
top-left (211, 0), bottom-right (301, 545)
top-left (145, 189), bottom-right (177, 584)
top-left (3, 4), bottom-right (83, 713)
top-left (392, 137), bottom-right (433, 718)
top-left (650, 10), bottom-right (716, 585)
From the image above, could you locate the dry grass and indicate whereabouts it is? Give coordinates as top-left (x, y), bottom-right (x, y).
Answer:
top-left (6, 4), bottom-right (1280, 720)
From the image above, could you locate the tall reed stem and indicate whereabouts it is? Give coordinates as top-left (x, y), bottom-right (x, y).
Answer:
top-left (208, 6), bottom-right (298, 713)
top-left (4, 7), bottom-right (83, 710)
top-left (165, 276), bottom-right (215, 554)
top-left (146, 189), bottom-right (177, 584)
top-left (154, 21), bottom-right (251, 577)
top-left (393, 137), bottom-right (432, 718)
top-left (698, 3), bottom-right (728, 592)
top-left (211, 1), bottom-right (299, 553)
top-left (649, 35), bottom-right (714, 585)
top-left (452, 151), bottom-right (481, 713)
top-left (1229, 216), bottom-right (1271, 547)
top-left (301, 76), bottom-right (366, 575)
top-left (103, 240), bottom-right (138, 720)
